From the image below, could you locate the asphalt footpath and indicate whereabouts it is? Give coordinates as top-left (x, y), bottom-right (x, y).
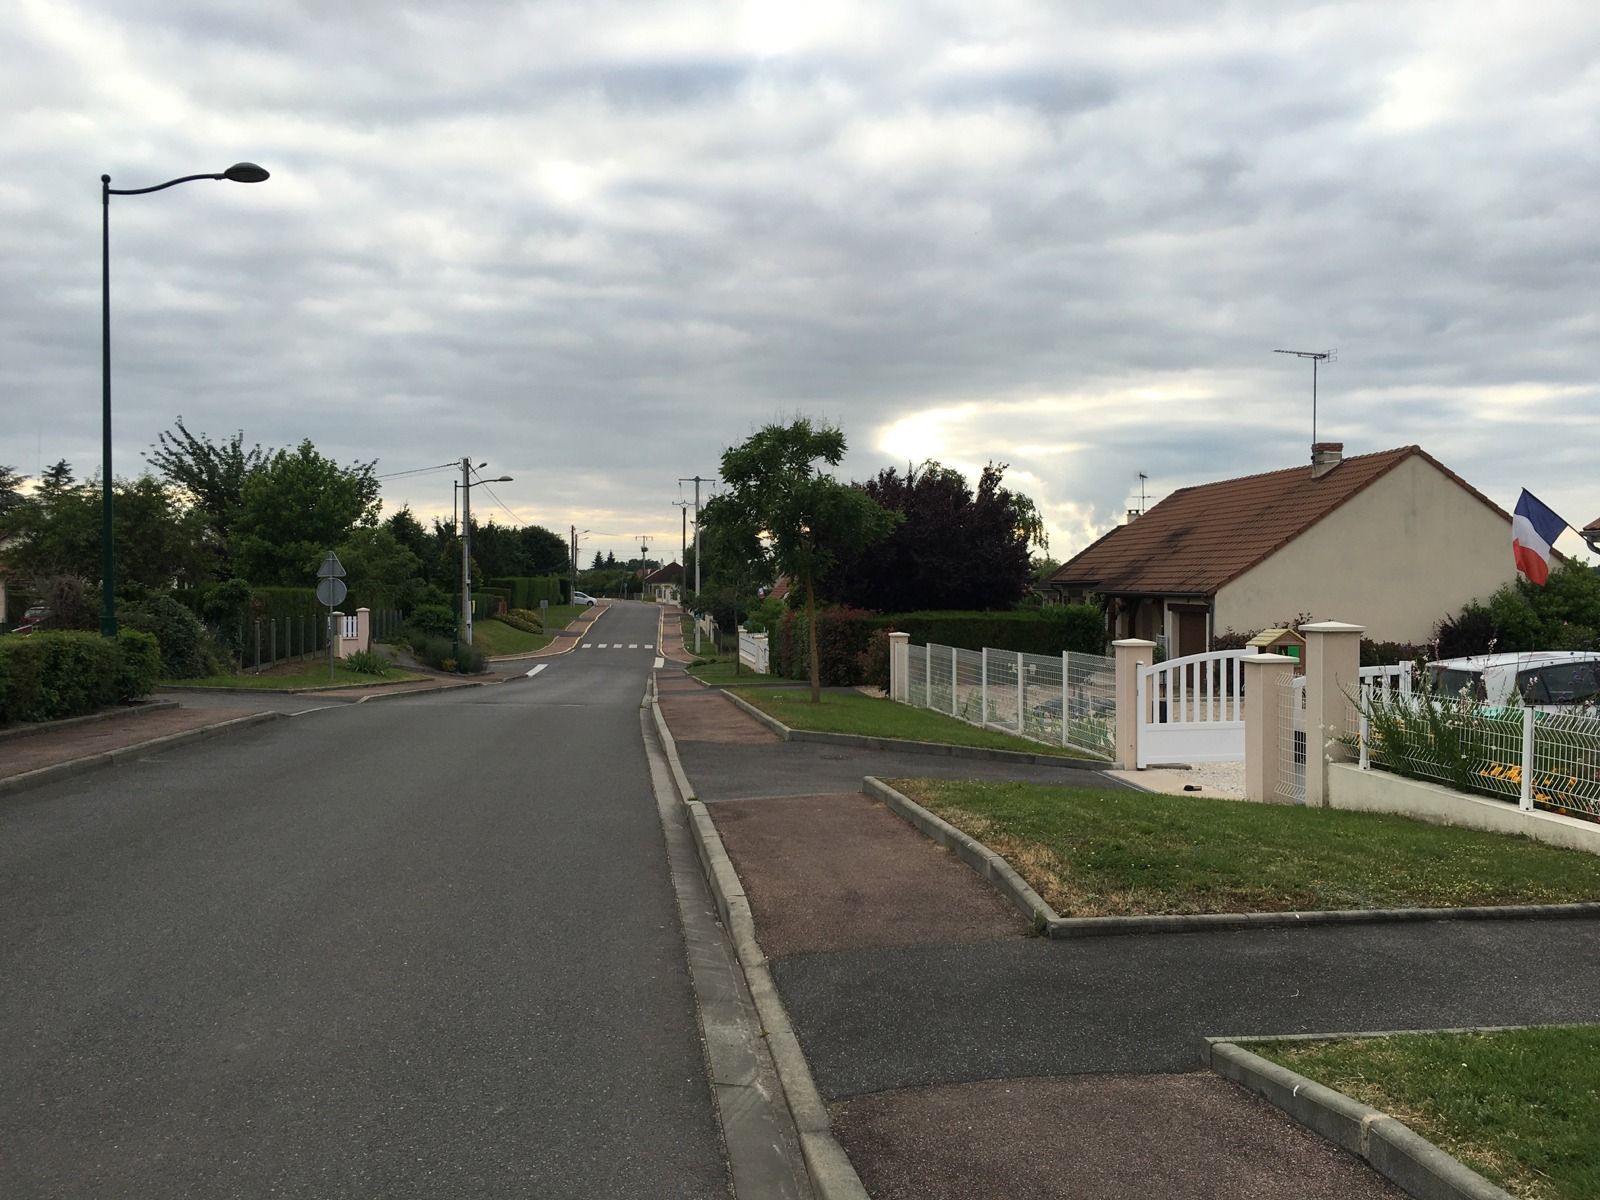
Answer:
top-left (655, 672), bottom-right (1600, 1199)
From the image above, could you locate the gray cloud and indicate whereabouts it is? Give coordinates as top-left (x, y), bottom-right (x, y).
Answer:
top-left (4, 0), bottom-right (1599, 569)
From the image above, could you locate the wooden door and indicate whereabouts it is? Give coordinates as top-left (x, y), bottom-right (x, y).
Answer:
top-left (1177, 610), bottom-right (1208, 658)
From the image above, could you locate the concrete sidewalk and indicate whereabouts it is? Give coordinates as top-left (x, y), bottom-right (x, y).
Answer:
top-left (651, 673), bottom-right (1597, 1198)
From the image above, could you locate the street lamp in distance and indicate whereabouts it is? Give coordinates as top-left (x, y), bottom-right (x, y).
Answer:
top-left (100, 161), bottom-right (270, 636)
top-left (458, 465), bottom-right (513, 646)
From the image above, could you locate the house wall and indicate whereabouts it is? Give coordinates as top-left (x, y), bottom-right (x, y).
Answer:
top-left (1215, 455), bottom-right (1514, 643)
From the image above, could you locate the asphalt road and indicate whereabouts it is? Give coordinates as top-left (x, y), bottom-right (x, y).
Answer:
top-left (0, 602), bottom-right (729, 1198)
top-left (772, 916), bottom-right (1600, 1100)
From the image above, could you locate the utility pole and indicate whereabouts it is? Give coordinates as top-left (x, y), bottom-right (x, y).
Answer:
top-left (673, 499), bottom-right (690, 601)
top-left (460, 457), bottom-right (473, 646)
top-left (570, 525), bottom-right (577, 604)
top-left (678, 475), bottom-right (715, 654)
top-left (1274, 348), bottom-right (1337, 456)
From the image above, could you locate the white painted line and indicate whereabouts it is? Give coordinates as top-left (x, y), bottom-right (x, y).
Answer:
top-left (525, 664), bottom-right (547, 678)
top-left (654, 656), bottom-right (665, 669)
top-left (645, 643), bottom-right (654, 649)
top-left (629, 643), bottom-right (639, 649)
top-left (597, 643), bottom-right (608, 649)
top-left (582, 643), bottom-right (593, 648)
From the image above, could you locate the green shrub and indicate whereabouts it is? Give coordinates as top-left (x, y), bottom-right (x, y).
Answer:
top-left (120, 594), bottom-right (217, 679)
top-left (860, 628), bottom-right (891, 690)
top-left (501, 609), bottom-right (543, 634)
top-left (410, 604), bottom-right (457, 638)
top-left (0, 631), bottom-right (143, 723)
top-left (407, 634), bottom-right (487, 674)
top-left (344, 649), bottom-right (389, 676)
top-left (115, 629), bottom-right (161, 700)
top-left (778, 607), bottom-right (881, 687)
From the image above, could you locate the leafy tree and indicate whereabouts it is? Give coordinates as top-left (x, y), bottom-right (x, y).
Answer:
top-left (1435, 559), bottom-right (1600, 654)
top-left (825, 461), bottom-right (1045, 612)
top-left (233, 440), bottom-right (379, 585)
top-left (145, 419), bottom-right (269, 578)
top-left (5, 473), bottom-right (206, 592)
top-left (382, 506), bottom-right (437, 582)
top-left (700, 418), bottom-right (897, 701)
top-left (0, 465), bottom-right (28, 533)
top-left (338, 526), bottom-right (425, 612)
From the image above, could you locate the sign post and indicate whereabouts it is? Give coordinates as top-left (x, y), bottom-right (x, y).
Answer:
top-left (316, 551), bottom-right (348, 679)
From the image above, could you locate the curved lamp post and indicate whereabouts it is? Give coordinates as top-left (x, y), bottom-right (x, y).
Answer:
top-left (458, 468), bottom-right (513, 646)
top-left (100, 162), bottom-right (269, 636)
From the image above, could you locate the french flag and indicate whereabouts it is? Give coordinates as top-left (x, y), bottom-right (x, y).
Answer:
top-left (1511, 489), bottom-right (1568, 586)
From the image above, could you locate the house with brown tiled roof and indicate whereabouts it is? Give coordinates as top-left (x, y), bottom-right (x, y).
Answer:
top-left (1049, 443), bottom-right (1517, 653)
top-left (641, 562), bottom-right (684, 603)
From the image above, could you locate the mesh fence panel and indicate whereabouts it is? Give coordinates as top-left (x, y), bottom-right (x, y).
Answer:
top-left (895, 642), bottom-right (1114, 755)
top-left (1275, 676), bottom-right (1305, 802)
top-left (1527, 711), bottom-right (1600, 819)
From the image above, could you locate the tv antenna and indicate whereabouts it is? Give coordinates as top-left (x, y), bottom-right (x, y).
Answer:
top-left (1274, 348), bottom-right (1337, 457)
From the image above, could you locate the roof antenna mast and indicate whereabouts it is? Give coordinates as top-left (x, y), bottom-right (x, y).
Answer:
top-left (1274, 348), bottom-right (1338, 458)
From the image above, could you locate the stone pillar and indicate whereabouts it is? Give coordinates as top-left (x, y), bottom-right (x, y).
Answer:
top-left (1302, 620), bottom-right (1365, 808)
top-left (1243, 653), bottom-right (1298, 803)
top-left (1113, 639), bottom-right (1158, 769)
top-left (887, 631), bottom-right (909, 702)
top-left (355, 607), bottom-right (371, 655)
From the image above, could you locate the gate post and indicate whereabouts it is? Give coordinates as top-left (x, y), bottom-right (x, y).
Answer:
top-left (1113, 639), bottom-right (1157, 769)
top-left (887, 631), bottom-right (909, 702)
top-left (1301, 621), bottom-right (1366, 808)
top-left (1244, 653), bottom-right (1297, 802)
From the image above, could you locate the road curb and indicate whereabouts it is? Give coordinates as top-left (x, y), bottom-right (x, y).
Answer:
top-left (0, 699), bottom-right (180, 744)
top-left (652, 682), bottom-right (871, 1200)
top-left (1201, 1039), bottom-right (1517, 1200)
top-left (721, 691), bottom-right (1110, 769)
top-left (863, 777), bottom-right (1600, 938)
top-left (0, 711), bottom-right (285, 799)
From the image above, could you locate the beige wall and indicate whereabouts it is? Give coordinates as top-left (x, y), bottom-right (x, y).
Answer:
top-left (1216, 455), bottom-right (1514, 643)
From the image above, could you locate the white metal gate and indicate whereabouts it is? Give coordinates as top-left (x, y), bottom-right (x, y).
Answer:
top-left (1135, 648), bottom-right (1255, 768)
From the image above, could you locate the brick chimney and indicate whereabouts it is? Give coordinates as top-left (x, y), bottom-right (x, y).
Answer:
top-left (1311, 441), bottom-right (1343, 479)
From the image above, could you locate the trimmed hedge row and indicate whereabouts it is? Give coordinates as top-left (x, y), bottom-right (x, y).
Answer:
top-left (771, 604), bottom-right (1107, 687)
top-left (0, 630), bottom-right (160, 724)
top-left (489, 576), bottom-right (567, 609)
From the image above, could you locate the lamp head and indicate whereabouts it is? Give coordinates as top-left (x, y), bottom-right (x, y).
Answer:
top-left (222, 162), bottom-right (270, 183)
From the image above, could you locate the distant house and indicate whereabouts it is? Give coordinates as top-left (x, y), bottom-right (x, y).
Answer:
top-left (642, 562), bottom-right (684, 604)
top-left (1048, 443), bottom-right (1517, 653)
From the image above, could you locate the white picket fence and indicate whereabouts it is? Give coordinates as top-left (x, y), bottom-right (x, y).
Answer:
top-left (895, 642), bottom-right (1116, 756)
top-left (738, 628), bottom-right (770, 674)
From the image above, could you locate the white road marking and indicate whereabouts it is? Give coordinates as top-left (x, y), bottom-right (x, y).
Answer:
top-left (582, 643), bottom-right (593, 648)
top-left (629, 643), bottom-right (639, 649)
top-left (525, 664), bottom-right (547, 678)
top-left (654, 656), bottom-right (665, 669)
top-left (596, 643), bottom-right (608, 649)
top-left (644, 643), bottom-right (654, 649)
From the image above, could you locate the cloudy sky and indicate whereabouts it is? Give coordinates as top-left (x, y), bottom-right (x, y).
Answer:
top-left (4, 0), bottom-right (1598, 568)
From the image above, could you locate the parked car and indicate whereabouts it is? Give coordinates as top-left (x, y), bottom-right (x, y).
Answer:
top-left (571, 591), bottom-right (596, 606)
top-left (1427, 652), bottom-right (1600, 713)
top-left (10, 604), bottom-right (51, 635)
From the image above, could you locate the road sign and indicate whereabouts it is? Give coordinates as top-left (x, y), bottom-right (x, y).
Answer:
top-left (316, 577), bottom-right (348, 607)
top-left (318, 552), bottom-right (346, 579)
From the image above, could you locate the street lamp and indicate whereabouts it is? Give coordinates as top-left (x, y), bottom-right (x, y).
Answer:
top-left (457, 464), bottom-right (513, 646)
top-left (101, 162), bottom-right (270, 636)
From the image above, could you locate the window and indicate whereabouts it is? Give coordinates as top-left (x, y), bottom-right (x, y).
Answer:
top-left (1430, 666), bottom-right (1485, 701)
top-left (1517, 662), bottom-right (1600, 707)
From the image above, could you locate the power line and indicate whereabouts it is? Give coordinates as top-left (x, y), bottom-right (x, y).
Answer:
top-left (376, 460), bottom-right (457, 481)
top-left (470, 471), bottom-right (525, 527)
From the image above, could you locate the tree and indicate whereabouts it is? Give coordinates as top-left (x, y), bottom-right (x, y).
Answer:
top-left (338, 525), bottom-right (424, 612)
top-left (700, 419), bottom-right (897, 701)
top-left (590, 550), bottom-right (605, 572)
top-left (0, 466), bottom-right (27, 534)
top-left (232, 440), bottom-right (380, 585)
top-left (146, 419), bottom-right (270, 578)
top-left (39, 460), bottom-right (74, 500)
top-left (825, 461), bottom-right (1046, 612)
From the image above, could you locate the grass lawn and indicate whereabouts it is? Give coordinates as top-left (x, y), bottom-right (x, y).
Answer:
top-left (469, 618), bottom-right (552, 656)
top-left (732, 688), bottom-right (1099, 759)
top-left (169, 664), bottom-right (426, 690)
top-left (890, 778), bottom-right (1600, 917)
top-left (541, 603), bottom-right (590, 629)
top-left (1252, 1027), bottom-right (1600, 1200)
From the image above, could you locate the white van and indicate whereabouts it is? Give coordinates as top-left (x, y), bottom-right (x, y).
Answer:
top-left (1427, 651), bottom-right (1600, 712)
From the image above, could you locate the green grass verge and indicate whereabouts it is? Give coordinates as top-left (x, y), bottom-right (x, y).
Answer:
top-left (732, 689), bottom-right (1098, 759)
top-left (689, 658), bottom-right (756, 684)
top-left (1252, 1027), bottom-right (1600, 1200)
top-left (541, 604), bottom-right (589, 629)
top-left (469, 618), bottom-right (552, 656)
top-left (168, 664), bottom-right (426, 690)
top-left (890, 778), bottom-right (1600, 916)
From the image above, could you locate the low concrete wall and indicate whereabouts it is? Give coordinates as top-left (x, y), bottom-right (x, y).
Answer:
top-left (1328, 763), bottom-right (1600, 856)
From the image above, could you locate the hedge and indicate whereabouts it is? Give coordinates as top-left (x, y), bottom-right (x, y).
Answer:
top-left (0, 630), bottom-right (160, 724)
top-left (883, 607), bottom-right (1105, 656)
top-left (770, 604), bottom-right (1107, 687)
top-left (489, 576), bottom-right (567, 609)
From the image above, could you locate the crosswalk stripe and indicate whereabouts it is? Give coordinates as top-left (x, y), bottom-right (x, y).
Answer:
top-left (645, 643), bottom-right (654, 649)
top-left (629, 643), bottom-right (639, 649)
top-left (582, 643), bottom-right (592, 648)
